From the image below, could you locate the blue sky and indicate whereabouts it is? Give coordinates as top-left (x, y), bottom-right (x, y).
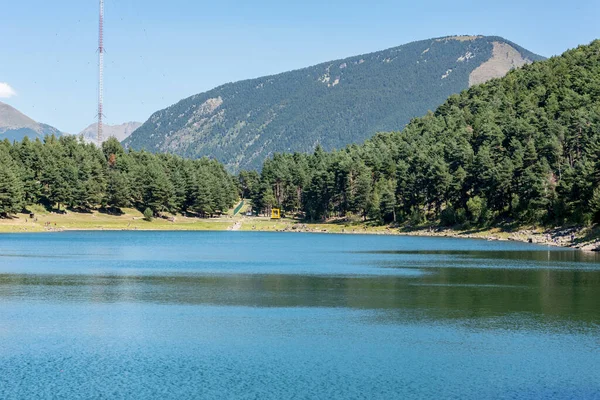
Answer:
top-left (0, 0), bottom-right (598, 133)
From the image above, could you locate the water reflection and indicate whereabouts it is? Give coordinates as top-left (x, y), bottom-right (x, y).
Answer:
top-left (1, 265), bottom-right (598, 326)
top-left (1, 232), bottom-right (600, 329)
top-left (357, 248), bottom-right (600, 265)
top-left (1, 232), bottom-right (600, 399)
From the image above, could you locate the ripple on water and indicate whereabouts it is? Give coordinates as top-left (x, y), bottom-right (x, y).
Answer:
top-left (0, 232), bottom-right (599, 398)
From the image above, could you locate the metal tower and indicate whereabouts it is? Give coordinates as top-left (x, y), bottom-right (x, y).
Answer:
top-left (97, 0), bottom-right (104, 144)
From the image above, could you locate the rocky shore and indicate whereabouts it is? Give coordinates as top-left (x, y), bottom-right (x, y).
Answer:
top-left (395, 226), bottom-right (600, 251)
top-left (3, 210), bottom-right (599, 252)
top-left (250, 221), bottom-right (600, 252)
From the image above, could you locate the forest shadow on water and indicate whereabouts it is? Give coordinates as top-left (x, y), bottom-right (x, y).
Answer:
top-left (1, 232), bottom-right (600, 399)
top-left (1, 261), bottom-right (599, 328)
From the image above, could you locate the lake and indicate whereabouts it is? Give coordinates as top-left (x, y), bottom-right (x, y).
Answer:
top-left (0, 231), bottom-right (599, 399)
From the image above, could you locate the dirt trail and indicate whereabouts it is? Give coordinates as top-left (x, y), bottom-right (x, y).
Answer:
top-left (229, 221), bottom-right (242, 231)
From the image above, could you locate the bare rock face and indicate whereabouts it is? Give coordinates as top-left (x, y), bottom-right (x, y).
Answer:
top-left (469, 42), bottom-right (533, 86)
top-left (436, 35), bottom-right (484, 42)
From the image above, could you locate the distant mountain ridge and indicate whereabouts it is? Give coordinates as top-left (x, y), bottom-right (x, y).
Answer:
top-left (77, 122), bottom-right (142, 144)
top-left (123, 35), bottom-right (545, 171)
top-left (0, 101), bottom-right (64, 141)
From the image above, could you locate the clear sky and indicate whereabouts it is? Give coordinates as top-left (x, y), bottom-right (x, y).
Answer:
top-left (0, 0), bottom-right (598, 133)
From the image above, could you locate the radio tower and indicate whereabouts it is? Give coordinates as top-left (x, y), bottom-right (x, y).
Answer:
top-left (97, 0), bottom-right (104, 144)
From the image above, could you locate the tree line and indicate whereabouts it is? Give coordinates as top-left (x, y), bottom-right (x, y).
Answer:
top-left (0, 136), bottom-right (238, 217)
top-left (244, 40), bottom-right (600, 227)
top-left (1, 40), bottom-right (598, 230)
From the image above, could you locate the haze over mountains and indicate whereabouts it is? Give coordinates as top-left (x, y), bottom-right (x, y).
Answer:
top-left (0, 101), bottom-right (64, 141)
top-left (0, 101), bottom-right (141, 144)
top-left (78, 122), bottom-right (142, 144)
top-left (124, 35), bottom-right (545, 171)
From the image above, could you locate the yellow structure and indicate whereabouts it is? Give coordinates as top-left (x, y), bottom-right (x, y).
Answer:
top-left (271, 208), bottom-right (281, 219)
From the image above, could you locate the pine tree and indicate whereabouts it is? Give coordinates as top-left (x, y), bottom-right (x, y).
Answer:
top-left (105, 169), bottom-right (130, 209)
top-left (0, 152), bottom-right (24, 215)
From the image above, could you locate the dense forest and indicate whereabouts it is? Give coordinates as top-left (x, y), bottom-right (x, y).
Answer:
top-left (125, 36), bottom-right (543, 171)
top-left (1, 41), bottom-right (598, 231)
top-left (0, 136), bottom-right (238, 217)
top-left (245, 40), bottom-right (600, 227)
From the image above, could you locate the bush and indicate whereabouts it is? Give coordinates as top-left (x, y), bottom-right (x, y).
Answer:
top-left (578, 212), bottom-right (594, 227)
top-left (590, 187), bottom-right (600, 223)
top-left (143, 208), bottom-right (154, 221)
top-left (466, 196), bottom-right (485, 224)
top-left (455, 208), bottom-right (467, 225)
top-left (440, 206), bottom-right (456, 226)
top-left (510, 194), bottom-right (520, 215)
top-left (409, 207), bottom-right (424, 226)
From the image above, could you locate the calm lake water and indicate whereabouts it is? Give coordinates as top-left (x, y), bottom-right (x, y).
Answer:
top-left (1, 232), bottom-right (599, 399)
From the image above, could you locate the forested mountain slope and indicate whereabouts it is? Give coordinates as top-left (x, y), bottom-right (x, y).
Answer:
top-left (247, 40), bottom-right (600, 226)
top-left (0, 101), bottom-right (64, 141)
top-left (124, 35), bottom-right (544, 171)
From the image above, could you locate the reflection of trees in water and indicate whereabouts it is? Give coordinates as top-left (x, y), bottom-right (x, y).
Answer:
top-left (356, 249), bottom-right (600, 264)
top-left (1, 263), bottom-right (599, 327)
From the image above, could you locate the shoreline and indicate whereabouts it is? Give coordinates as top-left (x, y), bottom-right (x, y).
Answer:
top-left (246, 224), bottom-right (599, 251)
top-left (1, 209), bottom-right (599, 251)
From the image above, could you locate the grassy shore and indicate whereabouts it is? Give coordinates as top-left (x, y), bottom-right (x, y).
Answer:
top-left (0, 207), bottom-right (233, 233)
top-left (1, 206), bottom-right (599, 251)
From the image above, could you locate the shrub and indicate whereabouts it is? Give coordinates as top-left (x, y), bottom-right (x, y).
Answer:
top-left (440, 206), bottom-right (456, 226)
top-left (466, 196), bottom-right (486, 224)
top-left (143, 208), bottom-right (154, 222)
top-left (455, 208), bottom-right (467, 225)
top-left (409, 207), bottom-right (424, 226)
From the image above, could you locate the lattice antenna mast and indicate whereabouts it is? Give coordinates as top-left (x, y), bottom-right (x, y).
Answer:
top-left (97, 0), bottom-right (104, 144)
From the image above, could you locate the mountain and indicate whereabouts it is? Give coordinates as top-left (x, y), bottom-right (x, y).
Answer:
top-left (77, 122), bottom-right (142, 144)
top-left (124, 35), bottom-right (545, 171)
top-left (0, 101), bottom-right (64, 141)
top-left (250, 40), bottom-right (600, 226)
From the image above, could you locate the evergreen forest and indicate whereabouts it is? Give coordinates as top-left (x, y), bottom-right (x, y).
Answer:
top-left (1, 40), bottom-right (599, 231)
top-left (245, 40), bottom-right (600, 227)
top-left (125, 36), bottom-right (543, 172)
top-left (0, 135), bottom-right (238, 217)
